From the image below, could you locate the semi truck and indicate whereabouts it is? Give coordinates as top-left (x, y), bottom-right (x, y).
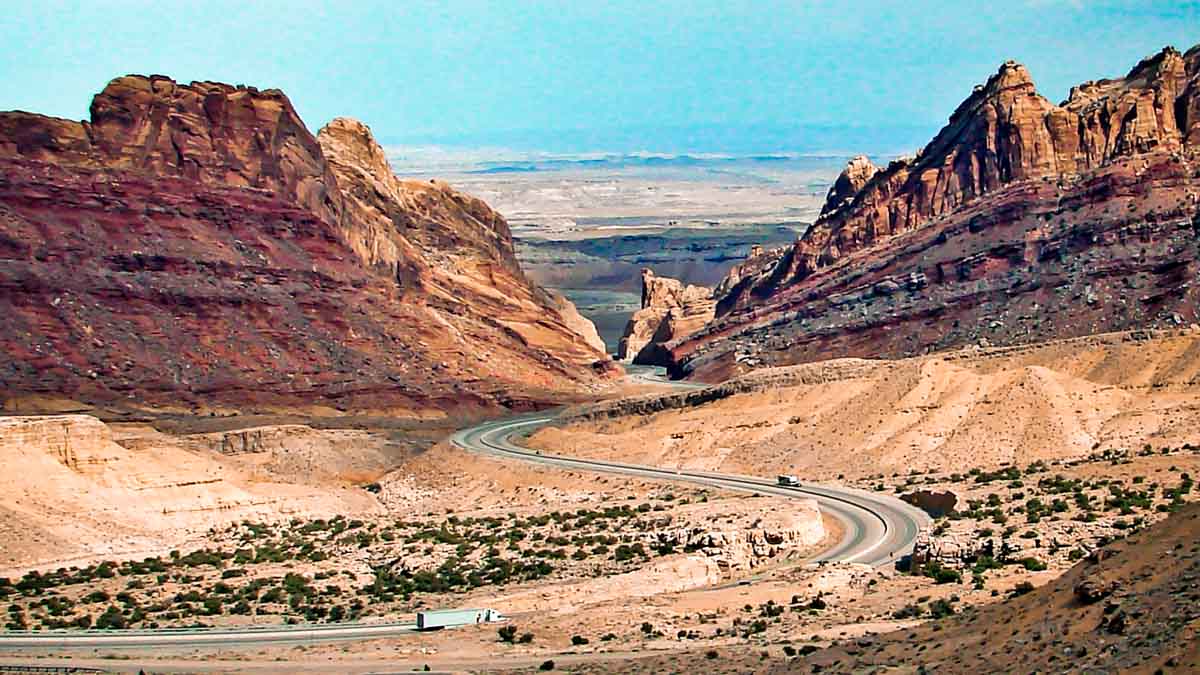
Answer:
top-left (777, 474), bottom-right (800, 487)
top-left (416, 608), bottom-right (506, 631)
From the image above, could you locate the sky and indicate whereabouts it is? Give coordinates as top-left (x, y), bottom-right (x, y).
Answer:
top-left (2, 1), bottom-right (1197, 154)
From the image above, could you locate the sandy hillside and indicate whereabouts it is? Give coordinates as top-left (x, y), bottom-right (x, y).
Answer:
top-left (529, 329), bottom-right (1200, 480)
top-left (0, 415), bottom-right (384, 574)
top-left (562, 503), bottom-right (1200, 675)
top-left (779, 502), bottom-right (1200, 674)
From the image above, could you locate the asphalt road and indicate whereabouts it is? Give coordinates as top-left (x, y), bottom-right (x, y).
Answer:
top-left (0, 620), bottom-right (420, 650)
top-left (449, 406), bottom-right (930, 567)
top-left (0, 367), bottom-right (927, 651)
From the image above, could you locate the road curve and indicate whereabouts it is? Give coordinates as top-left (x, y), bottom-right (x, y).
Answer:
top-left (0, 369), bottom-right (928, 651)
top-left (450, 409), bottom-right (930, 567)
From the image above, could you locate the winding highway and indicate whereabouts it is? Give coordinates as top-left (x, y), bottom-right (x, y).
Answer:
top-left (449, 384), bottom-right (930, 567)
top-left (0, 367), bottom-right (927, 651)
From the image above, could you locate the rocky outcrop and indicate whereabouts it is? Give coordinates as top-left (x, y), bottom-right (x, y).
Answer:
top-left (617, 269), bottom-right (715, 362)
top-left (651, 499), bottom-right (825, 572)
top-left (912, 517), bottom-right (1128, 572)
top-left (667, 45), bottom-right (1200, 381)
top-left (819, 155), bottom-right (877, 217)
top-left (182, 425), bottom-right (315, 456)
top-left (0, 415), bottom-right (122, 475)
top-left (0, 76), bottom-right (614, 413)
top-left (316, 117), bottom-right (522, 275)
top-left (900, 489), bottom-right (960, 518)
top-left (549, 290), bottom-right (608, 355)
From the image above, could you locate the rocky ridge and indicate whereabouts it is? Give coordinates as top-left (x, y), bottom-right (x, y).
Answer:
top-left (666, 45), bottom-right (1200, 381)
top-left (0, 76), bottom-right (614, 413)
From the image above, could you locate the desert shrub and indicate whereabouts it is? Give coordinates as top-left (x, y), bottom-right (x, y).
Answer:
top-left (922, 561), bottom-right (962, 584)
top-left (94, 605), bottom-right (127, 629)
top-left (928, 598), bottom-right (956, 618)
top-left (1018, 557), bottom-right (1047, 572)
top-left (1011, 581), bottom-right (1036, 596)
top-left (892, 603), bottom-right (921, 619)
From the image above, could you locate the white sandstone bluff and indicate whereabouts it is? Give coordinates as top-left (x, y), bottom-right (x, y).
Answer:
top-left (651, 498), bottom-right (825, 572)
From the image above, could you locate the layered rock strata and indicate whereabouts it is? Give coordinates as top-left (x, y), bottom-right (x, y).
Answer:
top-left (617, 268), bottom-right (715, 363)
top-left (668, 45), bottom-right (1200, 380)
top-left (0, 76), bottom-right (614, 413)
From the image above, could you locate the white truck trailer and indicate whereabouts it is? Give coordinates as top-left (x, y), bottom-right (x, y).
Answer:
top-left (777, 474), bottom-right (800, 487)
top-left (416, 608), bottom-right (506, 631)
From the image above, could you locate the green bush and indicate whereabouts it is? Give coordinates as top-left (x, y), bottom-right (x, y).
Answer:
top-left (1018, 557), bottom-right (1047, 572)
top-left (922, 561), bottom-right (962, 584)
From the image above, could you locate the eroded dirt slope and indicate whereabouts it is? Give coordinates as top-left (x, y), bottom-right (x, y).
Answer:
top-left (532, 329), bottom-right (1200, 479)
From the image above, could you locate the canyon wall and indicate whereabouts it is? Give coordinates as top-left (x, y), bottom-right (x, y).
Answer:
top-left (668, 45), bottom-right (1200, 380)
top-left (0, 76), bottom-right (615, 413)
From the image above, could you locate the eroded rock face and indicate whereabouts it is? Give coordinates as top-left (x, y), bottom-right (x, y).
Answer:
top-left (794, 50), bottom-right (1195, 285)
top-left (667, 45), bottom-right (1200, 381)
top-left (651, 499), bottom-right (824, 572)
top-left (912, 518), bottom-right (1128, 571)
top-left (0, 76), bottom-right (614, 413)
top-left (617, 269), bottom-right (715, 363)
top-left (820, 155), bottom-right (877, 218)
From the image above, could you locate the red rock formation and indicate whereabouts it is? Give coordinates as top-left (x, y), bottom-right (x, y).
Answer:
top-left (618, 269), bottom-right (714, 363)
top-left (0, 76), bottom-right (614, 414)
top-left (819, 155), bottom-right (877, 218)
top-left (668, 45), bottom-right (1200, 381)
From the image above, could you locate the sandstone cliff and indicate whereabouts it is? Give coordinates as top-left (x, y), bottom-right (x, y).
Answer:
top-left (617, 268), bottom-right (715, 363)
top-left (0, 76), bottom-right (614, 413)
top-left (669, 44), bottom-right (1200, 380)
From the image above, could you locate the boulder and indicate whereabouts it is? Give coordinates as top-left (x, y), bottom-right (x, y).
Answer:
top-left (900, 489), bottom-right (960, 518)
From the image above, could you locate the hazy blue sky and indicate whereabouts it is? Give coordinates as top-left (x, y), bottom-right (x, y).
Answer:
top-left (2, 1), bottom-right (1197, 152)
